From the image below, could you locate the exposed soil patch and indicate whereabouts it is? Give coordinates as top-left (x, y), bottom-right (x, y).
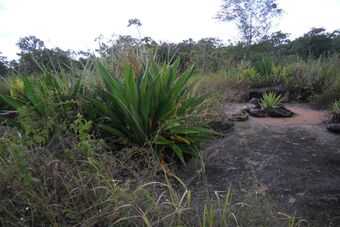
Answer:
top-left (182, 104), bottom-right (340, 226)
top-left (251, 104), bottom-right (326, 125)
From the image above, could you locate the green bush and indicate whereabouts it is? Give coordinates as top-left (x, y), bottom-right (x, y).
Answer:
top-left (87, 58), bottom-right (217, 164)
top-left (282, 57), bottom-right (340, 103)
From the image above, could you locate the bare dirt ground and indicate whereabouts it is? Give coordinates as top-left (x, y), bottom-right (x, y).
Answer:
top-left (182, 104), bottom-right (340, 226)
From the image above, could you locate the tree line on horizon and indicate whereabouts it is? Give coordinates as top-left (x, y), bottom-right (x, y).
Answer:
top-left (0, 26), bottom-right (339, 77)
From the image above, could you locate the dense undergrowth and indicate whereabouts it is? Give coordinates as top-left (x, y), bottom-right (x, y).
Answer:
top-left (196, 55), bottom-right (340, 108)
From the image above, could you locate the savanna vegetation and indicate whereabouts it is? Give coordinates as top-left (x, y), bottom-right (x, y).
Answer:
top-left (1, 0), bottom-right (340, 225)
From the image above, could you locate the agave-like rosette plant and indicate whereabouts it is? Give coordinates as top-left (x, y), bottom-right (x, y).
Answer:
top-left (259, 91), bottom-right (284, 109)
top-left (87, 58), bottom-right (217, 164)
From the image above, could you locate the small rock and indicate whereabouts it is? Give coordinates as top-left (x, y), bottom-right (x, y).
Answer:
top-left (288, 196), bottom-right (296, 204)
top-left (326, 123), bottom-right (340, 133)
top-left (266, 106), bottom-right (294, 118)
top-left (249, 98), bottom-right (261, 108)
top-left (208, 120), bottom-right (234, 134)
top-left (247, 108), bottom-right (267, 117)
top-left (230, 113), bottom-right (249, 121)
top-left (326, 114), bottom-right (340, 133)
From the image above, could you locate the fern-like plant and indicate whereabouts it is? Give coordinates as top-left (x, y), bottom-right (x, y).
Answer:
top-left (259, 91), bottom-right (284, 109)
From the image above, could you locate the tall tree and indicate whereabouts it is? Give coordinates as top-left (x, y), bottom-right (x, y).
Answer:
top-left (216, 0), bottom-right (283, 47)
top-left (17, 36), bottom-right (45, 53)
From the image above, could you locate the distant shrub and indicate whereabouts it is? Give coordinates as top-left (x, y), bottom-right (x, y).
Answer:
top-left (283, 56), bottom-right (340, 104)
top-left (241, 66), bottom-right (278, 88)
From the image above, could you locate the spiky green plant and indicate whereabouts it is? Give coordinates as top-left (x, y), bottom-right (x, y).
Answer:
top-left (259, 92), bottom-right (284, 109)
top-left (0, 73), bottom-right (81, 116)
top-left (87, 58), bottom-right (217, 164)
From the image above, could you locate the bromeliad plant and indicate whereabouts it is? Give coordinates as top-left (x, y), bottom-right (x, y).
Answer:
top-left (259, 91), bottom-right (284, 109)
top-left (87, 58), bottom-right (217, 164)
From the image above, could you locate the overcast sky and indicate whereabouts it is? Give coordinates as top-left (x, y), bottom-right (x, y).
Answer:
top-left (1, 0), bottom-right (340, 60)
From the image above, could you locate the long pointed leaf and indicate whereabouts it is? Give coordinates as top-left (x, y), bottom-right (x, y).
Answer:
top-left (0, 95), bottom-right (24, 109)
